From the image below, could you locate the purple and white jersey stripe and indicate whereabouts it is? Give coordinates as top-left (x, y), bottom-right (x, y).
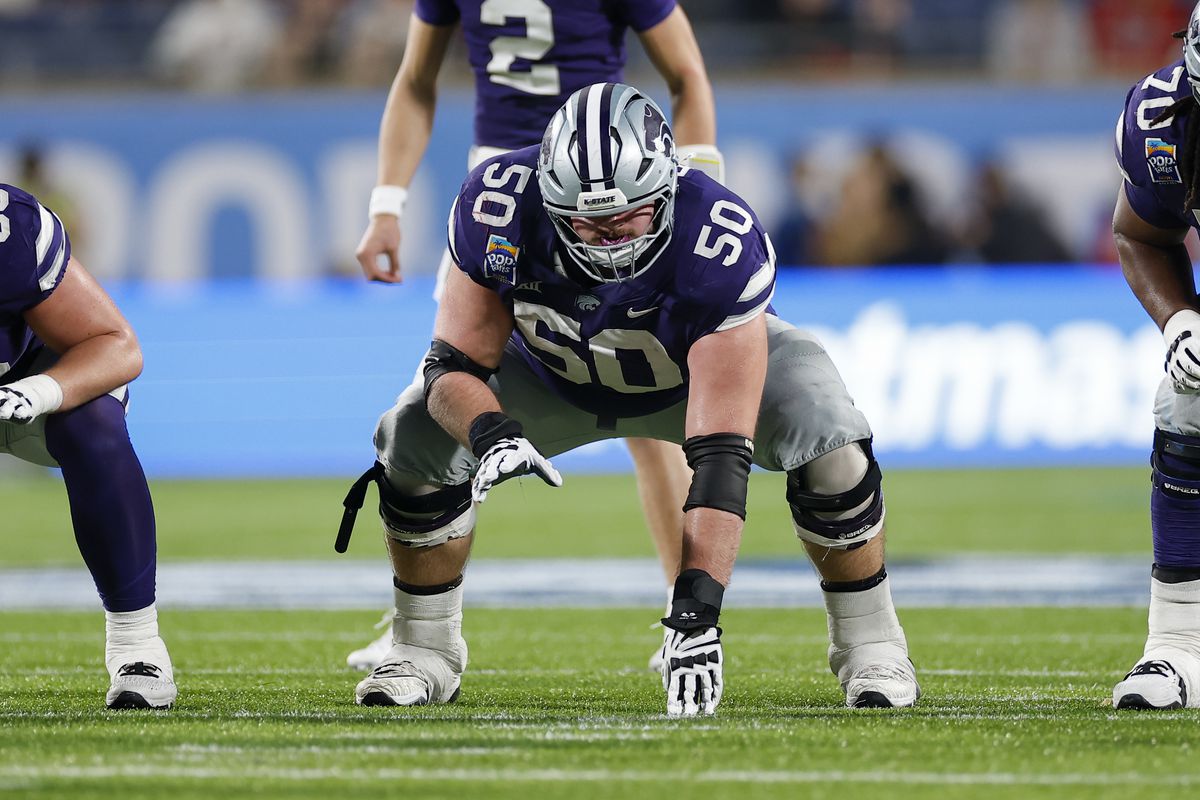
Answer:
top-left (415, 0), bottom-right (676, 149)
top-left (0, 183), bottom-right (71, 382)
top-left (448, 147), bottom-right (775, 419)
top-left (1116, 60), bottom-right (1197, 231)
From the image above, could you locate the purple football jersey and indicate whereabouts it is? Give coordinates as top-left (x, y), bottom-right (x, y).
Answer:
top-left (0, 183), bottom-right (70, 383)
top-left (448, 147), bottom-right (775, 419)
top-left (415, 0), bottom-right (676, 149)
top-left (1117, 60), bottom-right (1196, 230)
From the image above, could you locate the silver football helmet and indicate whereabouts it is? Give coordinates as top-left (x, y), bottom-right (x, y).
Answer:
top-left (1186, 2), bottom-right (1200, 102)
top-left (537, 83), bottom-right (679, 282)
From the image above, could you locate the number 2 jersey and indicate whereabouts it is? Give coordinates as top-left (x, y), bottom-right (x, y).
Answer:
top-left (448, 147), bottom-right (776, 420)
top-left (1117, 59), bottom-right (1198, 231)
top-left (414, 0), bottom-right (676, 149)
top-left (0, 184), bottom-right (70, 384)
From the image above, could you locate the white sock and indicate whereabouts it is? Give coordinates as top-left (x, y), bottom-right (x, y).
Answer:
top-left (1146, 577), bottom-right (1200, 659)
top-left (822, 577), bottom-right (908, 659)
top-left (393, 582), bottom-right (467, 673)
top-left (664, 584), bottom-right (673, 619)
top-left (105, 604), bottom-right (171, 677)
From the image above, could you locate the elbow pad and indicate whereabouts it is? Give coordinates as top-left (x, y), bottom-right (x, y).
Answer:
top-left (422, 339), bottom-right (496, 403)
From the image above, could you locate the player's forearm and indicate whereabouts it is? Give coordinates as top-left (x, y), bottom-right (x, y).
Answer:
top-left (680, 508), bottom-right (743, 586)
top-left (376, 73), bottom-right (438, 187)
top-left (1116, 235), bottom-right (1198, 330)
top-left (426, 372), bottom-right (502, 448)
top-left (43, 330), bottom-right (142, 411)
top-left (667, 73), bottom-right (716, 147)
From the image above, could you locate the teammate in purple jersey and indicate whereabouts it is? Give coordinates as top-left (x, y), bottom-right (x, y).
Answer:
top-left (341, 84), bottom-right (919, 716)
top-left (349, 0), bottom-right (723, 673)
top-left (1111, 3), bottom-right (1200, 711)
top-left (0, 184), bottom-right (176, 710)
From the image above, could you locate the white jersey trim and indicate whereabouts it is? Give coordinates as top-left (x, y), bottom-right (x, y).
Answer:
top-left (34, 203), bottom-right (54, 265)
top-left (37, 210), bottom-right (67, 292)
top-left (716, 289), bottom-right (774, 332)
top-left (739, 259), bottom-right (775, 302)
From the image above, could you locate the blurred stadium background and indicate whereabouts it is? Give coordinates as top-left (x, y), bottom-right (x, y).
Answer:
top-left (0, 0), bottom-right (1180, 478)
top-left (6, 2), bottom-right (1200, 795)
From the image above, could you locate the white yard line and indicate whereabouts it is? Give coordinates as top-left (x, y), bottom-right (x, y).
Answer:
top-left (0, 556), bottom-right (1153, 610)
top-left (0, 765), bottom-right (1197, 786)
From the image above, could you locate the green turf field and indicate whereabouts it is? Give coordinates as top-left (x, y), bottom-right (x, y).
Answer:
top-left (1, 607), bottom-right (1196, 799)
top-left (0, 467), bottom-right (1155, 564)
top-left (3, 467), bottom-right (1189, 798)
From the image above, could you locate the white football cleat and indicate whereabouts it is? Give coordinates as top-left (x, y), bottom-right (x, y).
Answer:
top-left (346, 610), bottom-right (394, 672)
top-left (355, 645), bottom-right (463, 707)
top-left (831, 642), bottom-right (920, 709)
top-left (843, 659), bottom-right (920, 708)
top-left (105, 633), bottom-right (176, 710)
top-left (106, 661), bottom-right (177, 709)
top-left (1114, 658), bottom-right (1188, 710)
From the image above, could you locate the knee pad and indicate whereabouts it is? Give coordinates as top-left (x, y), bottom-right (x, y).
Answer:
top-left (379, 477), bottom-right (475, 549)
top-left (787, 440), bottom-right (884, 549)
top-left (1151, 430), bottom-right (1200, 575)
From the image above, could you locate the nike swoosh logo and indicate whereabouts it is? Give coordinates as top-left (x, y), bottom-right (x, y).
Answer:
top-left (627, 306), bottom-right (659, 318)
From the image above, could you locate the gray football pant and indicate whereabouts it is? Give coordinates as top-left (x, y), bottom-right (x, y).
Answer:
top-left (374, 316), bottom-right (873, 488)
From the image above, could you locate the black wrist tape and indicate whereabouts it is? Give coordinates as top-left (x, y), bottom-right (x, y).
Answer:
top-left (663, 568), bottom-right (726, 632)
top-left (468, 411), bottom-right (523, 458)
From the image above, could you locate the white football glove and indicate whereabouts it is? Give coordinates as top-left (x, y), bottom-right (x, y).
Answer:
top-left (662, 626), bottom-right (723, 717)
top-left (0, 375), bottom-right (63, 424)
top-left (471, 436), bottom-right (563, 503)
top-left (1165, 309), bottom-right (1200, 394)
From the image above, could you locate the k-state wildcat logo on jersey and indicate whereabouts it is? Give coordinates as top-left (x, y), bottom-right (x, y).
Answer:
top-left (484, 234), bottom-right (519, 284)
top-left (1146, 138), bottom-right (1182, 185)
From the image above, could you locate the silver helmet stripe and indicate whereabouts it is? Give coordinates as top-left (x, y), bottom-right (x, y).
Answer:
top-left (584, 84), bottom-right (606, 189)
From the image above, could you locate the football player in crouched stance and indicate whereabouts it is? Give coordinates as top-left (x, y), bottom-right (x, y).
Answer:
top-left (1111, 2), bottom-right (1200, 711)
top-left (340, 83), bottom-right (919, 715)
top-left (0, 184), bottom-right (176, 710)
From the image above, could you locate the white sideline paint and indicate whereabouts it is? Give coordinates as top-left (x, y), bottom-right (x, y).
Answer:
top-left (1, 765), bottom-right (1199, 786)
top-left (0, 556), bottom-right (1150, 611)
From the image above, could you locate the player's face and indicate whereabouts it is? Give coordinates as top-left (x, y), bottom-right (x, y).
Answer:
top-left (570, 204), bottom-right (655, 247)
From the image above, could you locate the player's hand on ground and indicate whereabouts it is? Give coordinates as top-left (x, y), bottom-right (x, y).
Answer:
top-left (663, 626), bottom-right (723, 717)
top-left (355, 216), bottom-right (403, 283)
top-left (471, 436), bottom-right (562, 503)
top-left (0, 385), bottom-right (37, 423)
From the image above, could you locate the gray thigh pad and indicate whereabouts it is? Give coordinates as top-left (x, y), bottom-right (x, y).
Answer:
top-left (752, 317), bottom-right (873, 472)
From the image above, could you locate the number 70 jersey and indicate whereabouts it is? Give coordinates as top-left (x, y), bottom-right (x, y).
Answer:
top-left (1117, 59), bottom-right (1197, 231)
top-left (448, 146), bottom-right (776, 420)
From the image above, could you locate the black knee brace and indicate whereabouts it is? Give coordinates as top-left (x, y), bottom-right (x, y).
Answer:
top-left (786, 441), bottom-right (884, 549)
top-left (336, 462), bottom-right (472, 552)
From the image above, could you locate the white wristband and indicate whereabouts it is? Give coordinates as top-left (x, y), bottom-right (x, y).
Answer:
top-left (676, 144), bottom-right (726, 185)
top-left (1163, 308), bottom-right (1200, 346)
top-left (368, 185), bottom-right (408, 219)
top-left (9, 374), bottom-right (63, 418)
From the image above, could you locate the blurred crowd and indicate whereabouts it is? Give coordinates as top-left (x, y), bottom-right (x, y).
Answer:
top-left (1, 0), bottom-right (1186, 268)
top-left (0, 0), bottom-right (1191, 91)
top-left (773, 141), bottom-right (1078, 267)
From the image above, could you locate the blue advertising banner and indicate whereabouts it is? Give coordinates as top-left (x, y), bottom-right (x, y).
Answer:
top-left (0, 83), bottom-right (1128, 284)
top-left (110, 265), bottom-right (1161, 478)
